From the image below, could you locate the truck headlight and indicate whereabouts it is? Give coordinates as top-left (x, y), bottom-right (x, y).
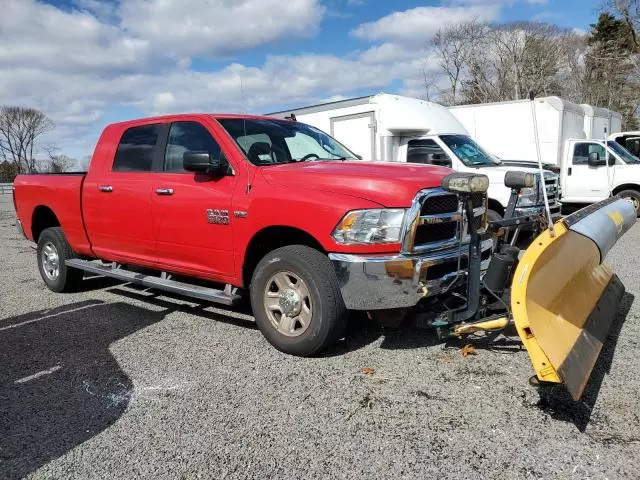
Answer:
top-left (517, 187), bottom-right (538, 206)
top-left (332, 209), bottom-right (406, 244)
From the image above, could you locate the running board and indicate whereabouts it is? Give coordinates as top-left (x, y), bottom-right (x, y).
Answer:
top-left (65, 259), bottom-right (242, 306)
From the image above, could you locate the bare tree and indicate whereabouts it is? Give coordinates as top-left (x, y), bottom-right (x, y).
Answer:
top-left (430, 20), bottom-right (485, 105)
top-left (0, 106), bottom-right (54, 173)
top-left (462, 23), bottom-right (570, 103)
top-left (46, 155), bottom-right (76, 173)
top-left (80, 155), bottom-right (92, 171)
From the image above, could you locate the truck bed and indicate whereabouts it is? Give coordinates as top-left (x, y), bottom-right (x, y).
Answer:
top-left (13, 173), bottom-right (93, 256)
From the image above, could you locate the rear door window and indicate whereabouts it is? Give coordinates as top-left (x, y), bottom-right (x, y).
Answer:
top-left (113, 124), bottom-right (163, 172)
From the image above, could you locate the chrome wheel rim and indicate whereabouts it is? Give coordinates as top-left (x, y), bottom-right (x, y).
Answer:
top-left (623, 195), bottom-right (640, 212)
top-left (263, 271), bottom-right (312, 337)
top-left (41, 242), bottom-right (60, 281)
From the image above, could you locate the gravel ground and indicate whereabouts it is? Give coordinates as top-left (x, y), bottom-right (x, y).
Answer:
top-left (1, 194), bottom-right (640, 479)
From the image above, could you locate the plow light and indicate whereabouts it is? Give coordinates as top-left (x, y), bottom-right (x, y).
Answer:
top-left (442, 173), bottom-right (489, 194)
top-left (504, 171), bottom-right (535, 189)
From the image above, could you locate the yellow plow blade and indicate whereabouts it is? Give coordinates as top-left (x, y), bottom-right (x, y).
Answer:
top-left (511, 198), bottom-right (635, 400)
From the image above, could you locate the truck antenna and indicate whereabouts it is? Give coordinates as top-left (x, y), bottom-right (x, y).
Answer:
top-left (529, 93), bottom-right (555, 237)
top-left (240, 74), bottom-right (254, 194)
top-left (605, 125), bottom-right (612, 197)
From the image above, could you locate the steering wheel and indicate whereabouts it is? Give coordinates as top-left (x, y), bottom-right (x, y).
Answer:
top-left (299, 153), bottom-right (320, 162)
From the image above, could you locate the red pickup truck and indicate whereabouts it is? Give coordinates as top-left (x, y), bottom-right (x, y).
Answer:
top-left (13, 113), bottom-right (490, 355)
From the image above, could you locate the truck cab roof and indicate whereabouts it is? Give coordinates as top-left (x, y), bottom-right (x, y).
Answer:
top-left (107, 113), bottom-right (294, 128)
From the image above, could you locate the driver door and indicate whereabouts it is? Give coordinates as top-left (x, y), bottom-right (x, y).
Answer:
top-left (565, 142), bottom-right (610, 202)
top-left (151, 119), bottom-right (237, 281)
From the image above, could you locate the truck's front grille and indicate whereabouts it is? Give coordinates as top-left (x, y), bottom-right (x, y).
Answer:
top-left (414, 222), bottom-right (458, 244)
top-left (420, 195), bottom-right (458, 215)
top-left (406, 188), bottom-right (487, 252)
top-left (543, 173), bottom-right (559, 203)
top-left (420, 193), bottom-right (484, 216)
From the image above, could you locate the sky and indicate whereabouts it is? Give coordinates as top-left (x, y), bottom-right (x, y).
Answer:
top-left (0, 0), bottom-right (604, 159)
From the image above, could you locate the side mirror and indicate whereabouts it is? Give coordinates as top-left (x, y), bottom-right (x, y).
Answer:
top-left (608, 154), bottom-right (616, 166)
top-left (588, 151), bottom-right (604, 167)
top-left (183, 151), bottom-right (222, 174)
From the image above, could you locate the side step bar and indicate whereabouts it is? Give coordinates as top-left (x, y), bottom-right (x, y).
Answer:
top-left (66, 259), bottom-right (242, 306)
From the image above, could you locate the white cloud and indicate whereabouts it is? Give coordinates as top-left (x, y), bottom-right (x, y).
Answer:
top-left (119, 0), bottom-right (325, 58)
top-left (1, 0), bottom-right (152, 74)
top-left (351, 5), bottom-right (500, 44)
top-left (0, 0), bottom-right (529, 158)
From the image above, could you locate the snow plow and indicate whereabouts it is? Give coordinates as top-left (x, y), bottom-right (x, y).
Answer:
top-left (428, 171), bottom-right (635, 400)
top-left (510, 197), bottom-right (634, 399)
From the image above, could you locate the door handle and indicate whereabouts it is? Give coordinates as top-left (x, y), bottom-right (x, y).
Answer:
top-left (98, 185), bottom-right (113, 192)
top-left (568, 167), bottom-right (572, 176)
top-left (155, 188), bottom-right (174, 196)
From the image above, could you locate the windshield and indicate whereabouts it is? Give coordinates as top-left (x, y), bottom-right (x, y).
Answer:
top-left (439, 134), bottom-right (501, 167)
top-left (218, 118), bottom-right (357, 165)
top-left (607, 141), bottom-right (640, 164)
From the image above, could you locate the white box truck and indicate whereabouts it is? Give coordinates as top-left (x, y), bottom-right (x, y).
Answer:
top-left (449, 97), bottom-right (640, 214)
top-left (268, 93), bottom-right (561, 222)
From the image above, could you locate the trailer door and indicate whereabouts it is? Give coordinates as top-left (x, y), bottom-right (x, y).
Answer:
top-left (330, 112), bottom-right (376, 161)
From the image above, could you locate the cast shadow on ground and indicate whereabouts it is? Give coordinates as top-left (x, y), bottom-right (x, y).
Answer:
top-left (324, 292), bottom-right (635, 433)
top-left (0, 300), bottom-right (167, 480)
top-left (98, 280), bottom-right (632, 434)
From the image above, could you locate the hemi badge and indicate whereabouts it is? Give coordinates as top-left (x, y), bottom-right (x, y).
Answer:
top-left (234, 211), bottom-right (248, 219)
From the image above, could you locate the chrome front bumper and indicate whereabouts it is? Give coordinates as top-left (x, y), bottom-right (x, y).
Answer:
top-left (328, 239), bottom-right (493, 311)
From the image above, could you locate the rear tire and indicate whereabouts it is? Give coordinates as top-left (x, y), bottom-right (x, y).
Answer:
top-left (37, 227), bottom-right (83, 293)
top-left (250, 245), bottom-right (347, 356)
top-left (617, 189), bottom-right (640, 217)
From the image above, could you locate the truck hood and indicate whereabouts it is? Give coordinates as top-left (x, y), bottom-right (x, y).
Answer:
top-left (498, 160), bottom-right (561, 174)
top-left (259, 161), bottom-right (451, 207)
top-left (478, 163), bottom-right (557, 183)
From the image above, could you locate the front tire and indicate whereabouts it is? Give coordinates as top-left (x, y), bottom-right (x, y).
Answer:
top-left (37, 227), bottom-right (83, 292)
top-left (250, 245), bottom-right (347, 356)
top-left (617, 189), bottom-right (640, 217)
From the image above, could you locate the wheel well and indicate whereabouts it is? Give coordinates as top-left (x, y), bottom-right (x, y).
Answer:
top-left (243, 226), bottom-right (325, 288)
top-left (31, 206), bottom-right (60, 243)
top-left (487, 198), bottom-right (504, 217)
top-left (612, 184), bottom-right (640, 196)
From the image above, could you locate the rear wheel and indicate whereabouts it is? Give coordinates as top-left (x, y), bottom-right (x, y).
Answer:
top-left (250, 245), bottom-right (347, 356)
top-left (37, 227), bottom-right (83, 292)
top-left (617, 189), bottom-right (640, 217)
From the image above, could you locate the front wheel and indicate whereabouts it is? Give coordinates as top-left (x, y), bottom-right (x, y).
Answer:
top-left (617, 189), bottom-right (640, 217)
top-left (250, 245), bottom-right (348, 356)
top-left (37, 227), bottom-right (83, 292)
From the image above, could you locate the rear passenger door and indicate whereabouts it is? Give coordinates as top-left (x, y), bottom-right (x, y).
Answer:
top-left (83, 123), bottom-right (165, 266)
top-left (151, 120), bottom-right (237, 281)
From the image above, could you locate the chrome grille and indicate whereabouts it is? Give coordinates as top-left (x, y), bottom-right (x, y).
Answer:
top-left (420, 195), bottom-right (458, 215)
top-left (402, 188), bottom-right (488, 253)
top-left (543, 172), bottom-right (559, 203)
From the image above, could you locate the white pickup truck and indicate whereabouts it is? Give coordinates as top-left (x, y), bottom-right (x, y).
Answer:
top-left (269, 93), bottom-right (561, 222)
top-left (449, 96), bottom-right (640, 214)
